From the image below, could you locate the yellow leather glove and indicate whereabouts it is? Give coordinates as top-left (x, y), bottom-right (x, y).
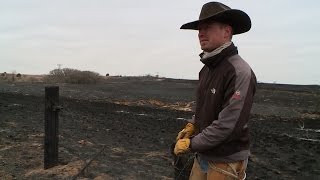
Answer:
top-left (176, 123), bottom-right (195, 141)
top-left (174, 138), bottom-right (190, 155)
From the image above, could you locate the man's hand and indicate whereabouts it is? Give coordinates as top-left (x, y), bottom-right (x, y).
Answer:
top-left (174, 138), bottom-right (190, 155)
top-left (176, 123), bottom-right (195, 141)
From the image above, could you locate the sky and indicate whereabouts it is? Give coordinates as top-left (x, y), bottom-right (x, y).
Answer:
top-left (0, 0), bottom-right (319, 85)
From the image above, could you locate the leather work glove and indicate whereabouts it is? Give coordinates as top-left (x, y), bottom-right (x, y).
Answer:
top-left (176, 123), bottom-right (195, 141)
top-left (174, 138), bottom-right (190, 155)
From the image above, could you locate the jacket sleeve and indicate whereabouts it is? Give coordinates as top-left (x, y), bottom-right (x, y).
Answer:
top-left (191, 65), bottom-right (256, 152)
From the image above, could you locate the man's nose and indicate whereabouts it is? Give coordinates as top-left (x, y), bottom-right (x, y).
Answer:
top-left (198, 29), bottom-right (205, 38)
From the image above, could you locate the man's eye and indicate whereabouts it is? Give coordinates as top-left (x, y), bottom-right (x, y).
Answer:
top-left (201, 26), bottom-right (209, 30)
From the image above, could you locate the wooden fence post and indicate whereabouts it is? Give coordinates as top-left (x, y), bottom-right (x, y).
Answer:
top-left (44, 86), bottom-right (61, 169)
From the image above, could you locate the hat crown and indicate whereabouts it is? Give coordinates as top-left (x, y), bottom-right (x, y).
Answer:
top-left (199, 2), bottom-right (231, 20)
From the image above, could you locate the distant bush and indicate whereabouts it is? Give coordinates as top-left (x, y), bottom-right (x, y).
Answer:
top-left (45, 68), bottom-right (102, 84)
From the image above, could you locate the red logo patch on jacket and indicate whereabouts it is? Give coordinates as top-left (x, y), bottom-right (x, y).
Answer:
top-left (232, 90), bottom-right (241, 100)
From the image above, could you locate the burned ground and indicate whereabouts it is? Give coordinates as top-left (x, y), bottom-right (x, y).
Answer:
top-left (0, 78), bottom-right (319, 179)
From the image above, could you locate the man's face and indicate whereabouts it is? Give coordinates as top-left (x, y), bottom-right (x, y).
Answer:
top-left (198, 21), bottom-right (231, 52)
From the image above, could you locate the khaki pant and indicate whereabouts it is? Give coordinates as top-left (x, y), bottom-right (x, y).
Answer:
top-left (189, 158), bottom-right (247, 180)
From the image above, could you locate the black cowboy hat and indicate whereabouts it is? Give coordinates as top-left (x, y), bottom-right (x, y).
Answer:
top-left (180, 2), bottom-right (251, 35)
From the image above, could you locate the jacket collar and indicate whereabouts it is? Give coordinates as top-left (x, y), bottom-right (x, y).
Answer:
top-left (200, 42), bottom-right (238, 67)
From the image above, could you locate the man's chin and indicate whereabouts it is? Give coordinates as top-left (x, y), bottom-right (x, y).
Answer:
top-left (201, 46), bottom-right (213, 52)
top-left (200, 45), bottom-right (207, 51)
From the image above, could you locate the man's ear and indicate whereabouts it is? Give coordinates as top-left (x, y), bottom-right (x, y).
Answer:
top-left (224, 25), bottom-right (233, 40)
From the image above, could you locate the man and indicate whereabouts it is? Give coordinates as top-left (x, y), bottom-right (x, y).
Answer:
top-left (174, 2), bottom-right (257, 180)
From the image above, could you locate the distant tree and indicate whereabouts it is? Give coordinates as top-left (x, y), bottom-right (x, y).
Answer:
top-left (106, 73), bottom-right (109, 77)
top-left (16, 73), bottom-right (22, 78)
top-left (0, 72), bottom-right (7, 80)
top-left (45, 68), bottom-right (102, 84)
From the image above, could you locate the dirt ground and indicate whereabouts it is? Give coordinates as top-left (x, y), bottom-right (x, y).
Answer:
top-left (0, 77), bottom-right (319, 179)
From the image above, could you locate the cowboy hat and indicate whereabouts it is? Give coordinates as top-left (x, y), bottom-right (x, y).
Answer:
top-left (180, 2), bottom-right (251, 35)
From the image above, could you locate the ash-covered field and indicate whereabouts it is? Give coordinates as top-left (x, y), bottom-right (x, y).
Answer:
top-left (0, 77), bottom-right (319, 179)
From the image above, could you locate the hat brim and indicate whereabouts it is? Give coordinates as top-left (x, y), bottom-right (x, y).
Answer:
top-left (180, 9), bottom-right (251, 35)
